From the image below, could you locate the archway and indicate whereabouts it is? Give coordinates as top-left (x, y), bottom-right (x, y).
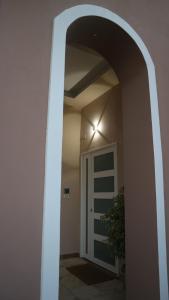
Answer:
top-left (40, 5), bottom-right (168, 300)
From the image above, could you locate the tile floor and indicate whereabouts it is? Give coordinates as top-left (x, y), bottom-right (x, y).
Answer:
top-left (59, 257), bottom-right (125, 300)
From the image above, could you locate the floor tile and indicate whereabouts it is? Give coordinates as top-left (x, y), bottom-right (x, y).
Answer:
top-left (71, 285), bottom-right (101, 300)
top-left (60, 266), bottom-right (70, 278)
top-left (60, 273), bottom-right (85, 289)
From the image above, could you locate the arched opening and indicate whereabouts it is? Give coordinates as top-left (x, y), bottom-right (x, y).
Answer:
top-left (60, 42), bottom-right (123, 298)
top-left (40, 5), bottom-right (168, 300)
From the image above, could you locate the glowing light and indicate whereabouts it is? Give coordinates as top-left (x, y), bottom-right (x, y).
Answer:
top-left (90, 119), bottom-right (103, 140)
top-left (93, 124), bottom-right (99, 133)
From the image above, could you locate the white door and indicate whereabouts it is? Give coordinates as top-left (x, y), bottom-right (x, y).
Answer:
top-left (81, 145), bottom-right (118, 273)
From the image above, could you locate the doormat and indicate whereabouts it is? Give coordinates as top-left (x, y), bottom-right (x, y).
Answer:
top-left (67, 262), bottom-right (117, 285)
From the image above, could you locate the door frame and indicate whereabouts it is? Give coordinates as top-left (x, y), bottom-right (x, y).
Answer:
top-left (80, 144), bottom-right (118, 273)
top-left (40, 5), bottom-right (168, 300)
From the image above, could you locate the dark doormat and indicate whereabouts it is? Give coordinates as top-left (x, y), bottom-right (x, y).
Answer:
top-left (67, 261), bottom-right (117, 285)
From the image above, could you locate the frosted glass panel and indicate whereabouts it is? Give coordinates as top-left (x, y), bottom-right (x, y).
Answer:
top-left (94, 219), bottom-right (109, 236)
top-left (94, 198), bottom-right (113, 214)
top-left (94, 176), bottom-right (114, 193)
top-left (94, 240), bottom-right (115, 265)
top-left (94, 152), bottom-right (114, 172)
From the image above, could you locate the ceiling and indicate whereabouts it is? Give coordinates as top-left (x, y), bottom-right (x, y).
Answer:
top-left (64, 45), bottom-right (119, 111)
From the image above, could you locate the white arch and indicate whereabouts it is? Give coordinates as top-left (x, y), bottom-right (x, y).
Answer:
top-left (40, 5), bottom-right (168, 300)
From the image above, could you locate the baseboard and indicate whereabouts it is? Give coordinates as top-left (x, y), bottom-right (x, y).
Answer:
top-left (60, 253), bottom-right (79, 260)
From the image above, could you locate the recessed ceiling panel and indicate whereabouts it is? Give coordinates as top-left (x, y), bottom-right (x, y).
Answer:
top-left (64, 45), bottom-right (119, 110)
top-left (64, 45), bottom-right (103, 91)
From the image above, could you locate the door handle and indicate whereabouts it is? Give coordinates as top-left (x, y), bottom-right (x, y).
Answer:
top-left (90, 208), bottom-right (93, 212)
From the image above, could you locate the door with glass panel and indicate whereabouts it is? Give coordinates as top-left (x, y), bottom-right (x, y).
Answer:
top-left (81, 145), bottom-right (118, 273)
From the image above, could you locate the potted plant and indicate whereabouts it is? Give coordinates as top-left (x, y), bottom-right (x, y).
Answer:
top-left (102, 187), bottom-right (125, 285)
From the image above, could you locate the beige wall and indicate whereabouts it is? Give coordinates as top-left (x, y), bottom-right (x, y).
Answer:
top-left (0, 1), bottom-right (169, 300)
top-left (61, 106), bottom-right (81, 255)
top-left (81, 86), bottom-right (123, 188)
